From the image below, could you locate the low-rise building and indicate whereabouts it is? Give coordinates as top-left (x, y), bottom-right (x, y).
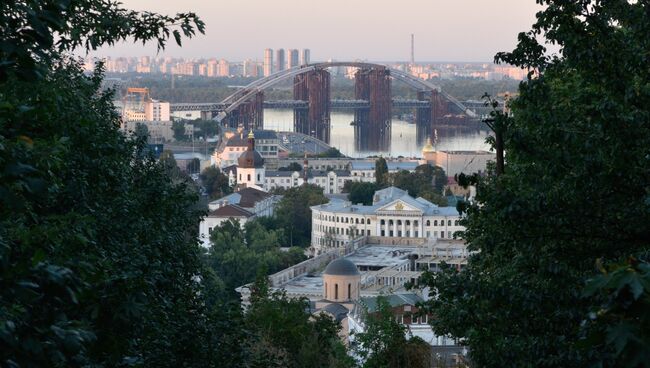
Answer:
top-left (310, 186), bottom-right (464, 255)
top-left (198, 187), bottom-right (279, 246)
top-left (264, 169), bottom-right (353, 194)
top-left (213, 129), bottom-right (279, 168)
top-left (237, 237), bottom-right (467, 352)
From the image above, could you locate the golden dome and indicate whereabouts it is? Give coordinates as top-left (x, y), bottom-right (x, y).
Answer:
top-left (422, 137), bottom-right (435, 153)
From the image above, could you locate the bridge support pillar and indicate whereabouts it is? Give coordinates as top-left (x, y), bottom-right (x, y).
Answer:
top-left (354, 68), bottom-right (391, 151)
top-left (226, 91), bottom-right (264, 130)
top-left (415, 90), bottom-right (432, 145)
top-left (293, 69), bottom-right (331, 143)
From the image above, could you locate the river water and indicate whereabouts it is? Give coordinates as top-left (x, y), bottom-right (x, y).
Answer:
top-left (263, 109), bottom-right (491, 158)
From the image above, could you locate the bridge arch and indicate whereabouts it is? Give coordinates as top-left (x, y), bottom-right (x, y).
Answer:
top-left (215, 61), bottom-right (475, 122)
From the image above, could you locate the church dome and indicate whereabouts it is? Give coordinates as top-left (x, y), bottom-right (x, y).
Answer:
top-left (324, 258), bottom-right (359, 276)
top-left (238, 150), bottom-right (264, 168)
top-left (238, 130), bottom-right (265, 168)
top-left (422, 137), bottom-right (435, 153)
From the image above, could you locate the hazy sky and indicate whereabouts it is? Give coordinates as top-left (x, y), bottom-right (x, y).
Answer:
top-left (94, 0), bottom-right (543, 62)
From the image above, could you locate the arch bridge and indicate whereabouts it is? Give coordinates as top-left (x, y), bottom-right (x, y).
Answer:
top-left (212, 62), bottom-right (478, 150)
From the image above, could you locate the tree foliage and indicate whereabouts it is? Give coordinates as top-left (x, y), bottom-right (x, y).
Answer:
top-left (206, 219), bottom-right (306, 297)
top-left (417, 1), bottom-right (650, 367)
top-left (374, 157), bottom-right (388, 187)
top-left (354, 297), bottom-right (431, 368)
top-left (345, 182), bottom-right (380, 206)
top-left (200, 166), bottom-right (232, 199)
top-left (274, 184), bottom-right (328, 247)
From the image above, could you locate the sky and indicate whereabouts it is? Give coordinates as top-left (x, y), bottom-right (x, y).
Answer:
top-left (93, 0), bottom-right (544, 62)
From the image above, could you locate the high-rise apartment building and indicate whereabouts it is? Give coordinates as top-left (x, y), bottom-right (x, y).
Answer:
top-left (287, 49), bottom-right (299, 69)
top-left (243, 59), bottom-right (259, 77)
top-left (275, 49), bottom-right (285, 73)
top-left (300, 49), bottom-right (310, 65)
top-left (207, 59), bottom-right (218, 77)
top-left (218, 59), bottom-right (230, 77)
top-left (263, 48), bottom-right (273, 77)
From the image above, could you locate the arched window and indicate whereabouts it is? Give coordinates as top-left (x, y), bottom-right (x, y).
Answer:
top-left (426, 220), bottom-right (430, 226)
top-left (389, 220), bottom-right (393, 226)
top-left (355, 218), bottom-right (359, 224)
top-left (405, 220), bottom-right (410, 226)
top-left (335, 284), bottom-right (338, 300)
top-left (367, 220), bottom-right (371, 225)
top-left (348, 283), bottom-right (351, 299)
top-left (434, 220), bottom-right (438, 226)
top-left (397, 220), bottom-right (402, 226)
top-left (454, 220), bottom-right (459, 226)
top-left (361, 218), bottom-right (365, 224)
top-left (448, 220), bottom-right (451, 226)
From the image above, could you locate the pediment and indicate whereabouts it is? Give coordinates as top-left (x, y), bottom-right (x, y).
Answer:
top-left (377, 199), bottom-right (422, 213)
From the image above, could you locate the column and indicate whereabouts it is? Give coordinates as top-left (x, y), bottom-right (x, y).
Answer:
top-left (402, 220), bottom-right (406, 237)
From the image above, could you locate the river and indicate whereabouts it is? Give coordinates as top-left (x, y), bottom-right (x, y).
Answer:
top-left (263, 109), bottom-right (492, 158)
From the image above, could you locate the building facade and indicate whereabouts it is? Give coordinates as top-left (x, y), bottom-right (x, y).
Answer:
top-left (263, 48), bottom-right (273, 77)
top-left (310, 187), bottom-right (463, 255)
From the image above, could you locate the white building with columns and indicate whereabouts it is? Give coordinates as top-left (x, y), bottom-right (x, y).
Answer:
top-left (310, 187), bottom-right (464, 255)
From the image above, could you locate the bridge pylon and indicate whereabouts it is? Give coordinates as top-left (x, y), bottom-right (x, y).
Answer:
top-left (354, 68), bottom-right (391, 151)
top-left (224, 91), bottom-right (264, 130)
top-left (293, 69), bottom-right (331, 143)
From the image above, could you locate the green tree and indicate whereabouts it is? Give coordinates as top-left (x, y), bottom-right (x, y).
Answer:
top-left (244, 275), bottom-right (355, 368)
top-left (172, 120), bottom-right (187, 141)
top-left (274, 184), bottom-right (328, 247)
top-left (200, 166), bottom-right (232, 199)
top-left (417, 1), bottom-right (650, 367)
top-left (0, 1), bottom-right (210, 366)
top-left (354, 297), bottom-right (431, 368)
top-left (347, 182), bottom-right (380, 205)
top-left (206, 219), bottom-right (306, 297)
top-left (375, 157), bottom-right (388, 187)
top-left (135, 122), bottom-right (149, 140)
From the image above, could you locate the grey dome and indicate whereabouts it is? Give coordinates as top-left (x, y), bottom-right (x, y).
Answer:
top-left (238, 150), bottom-right (264, 168)
top-left (324, 258), bottom-right (359, 276)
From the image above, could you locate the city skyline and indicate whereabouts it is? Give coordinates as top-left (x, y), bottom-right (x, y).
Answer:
top-left (90, 0), bottom-right (544, 62)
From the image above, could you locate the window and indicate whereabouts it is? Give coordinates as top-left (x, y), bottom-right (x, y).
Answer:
top-left (257, 174), bottom-right (260, 181)
top-left (426, 231), bottom-right (430, 237)
top-left (397, 220), bottom-right (402, 226)
top-left (348, 284), bottom-right (351, 299)
top-left (434, 220), bottom-right (438, 226)
top-left (448, 231), bottom-right (452, 238)
top-left (381, 230), bottom-right (385, 236)
top-left (415, 231), bottom-right (419, 237)
top-left (325, 283), bottom-right (327, 298)
top-left (414, 220), bottom-right (418, 227)
top-left (413, 316), bottom-right (419, 324)
top-left (208, 227), bottom-right (213, 234)
top-left (440, 232), bottom-right (444, 238)
top-left (426, 220), bottom-right (430, 226)
top-left (247, 174), bottom-right (251, 181)
top-left (355, 218), bottom-right (359, 224)
top-left (454, 220), bottom-right (459, 226)
top-left (448, 220), bottom-right (452, 226)
top-left (367, 220), bottom-right (371, 225)
top-left (389, 220), bottom-right (393, 226)
top-left (405, 220), bottom-right (410, 226)
top-left (335, 284), bottom-right (338, 299)
top-left (381, 219), bottom-right (385, 225)
top-left (367, 230), bottom-right (370, 235)
top-left (389, 231), bottom-right (394, 237)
